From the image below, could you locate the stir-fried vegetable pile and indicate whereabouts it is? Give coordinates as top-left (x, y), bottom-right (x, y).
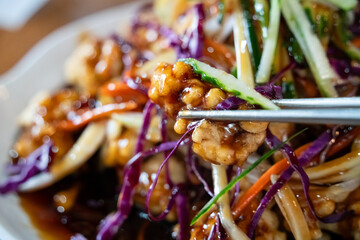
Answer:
top-left (1, 0), bottom-right (360, 240)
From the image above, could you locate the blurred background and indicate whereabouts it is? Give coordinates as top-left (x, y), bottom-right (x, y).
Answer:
top-left (0, 0), bottom-right (132, 74)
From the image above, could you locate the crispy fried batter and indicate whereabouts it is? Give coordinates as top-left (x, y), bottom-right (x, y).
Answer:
top-left (149, 62), bottom-right (268, 166)
top-left (65, 36), bottom-right (123, 95)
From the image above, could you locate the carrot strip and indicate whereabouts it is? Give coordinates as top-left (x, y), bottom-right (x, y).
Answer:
top-left (58, 102), bottom-right (138, 131)
top-left (352, 37), bottom-right (360, 48)
top-left (232, 142), bottom-right (312, 219)
top-left (203, 38), bottom-right (236, 69)
top-left (99, 81), bottom-right (148, 104)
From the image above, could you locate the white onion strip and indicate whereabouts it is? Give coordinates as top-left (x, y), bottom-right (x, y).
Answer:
top-left (271, 175), bottom-right (311, 240)
top-left (303, 151), bottom-right (360, 180)
top-left (212, 164), bottom-right (249, 240)
top-left (20, 121), bottom-right (106, 192)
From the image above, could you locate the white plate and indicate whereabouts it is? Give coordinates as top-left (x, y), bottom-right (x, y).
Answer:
top-left (0, 1), bottom-right (144, 239)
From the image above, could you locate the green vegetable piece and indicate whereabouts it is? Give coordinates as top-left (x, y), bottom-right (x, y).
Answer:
top-left (218, 0), bottom-right (225, 24)
top-left (282, 81), bottom-right (296, 99)
top-left (287, 37), bottom-right (305, 64)
top-left (180, 58), bottom-right (280, 110)
top-left (256, 0), bottom-right (281, 84)
top-left (240, 0), bottom-right (262, 72)
top-left (190, 128), bottom-right (308, 226)
top-left (282, 0), bottom-right (338, 97)
top-left (254, 0), bottom-right (270, 39)
top-left (325, 0), bottom-right (357, 11)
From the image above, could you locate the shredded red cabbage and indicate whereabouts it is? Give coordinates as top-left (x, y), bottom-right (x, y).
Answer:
top-left (97, 101), bottom-right (154, 240)
top-left (264, 131), bottom-right (321, 225)
top-left (97, 129), bottom-right (191, 239)
top-left (247, 130), bottom-right (349, 238)
top-left (132, 4), bottom-right (205, 59)
top-left (182, 4), bottom-right (205, 59)
top-left (207, 216), bottom-right (224, 240)
top-left (216, 84), bottom-right (282, 110)
top-left (124, 76), bottom-right (149, 95)
top-left (144, 127), bottom-right (194, 221)
top-left (327, 45), bottom-right (360, 79)
top-left (211, 215), bottom-right (226, 240)
top-left (230, 167), bottom-right (242, 207)
top-left (216, 96), bottom-right (245, 110)
top-left (207, 222), bottom-right (217, 240)
top-left (0, 141), bottom-right (54, 194)
top-left (255, 84), bottom-right (283, 100)
top-left (124, 139), bottom-right (190, 170)
top-left (161, 113), bottom-right (173, 187)
top-left (319, 125), bottom-right (340, 163)
top-left (188, 143), bottom-right (214, 197)
top-left (175, 184), bottom-right (190, 240)
top-left (269, 61), bottom-right (296, 84)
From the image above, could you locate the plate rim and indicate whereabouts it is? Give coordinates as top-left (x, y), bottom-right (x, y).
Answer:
top-left (0, 1), bottom-right (146, 239)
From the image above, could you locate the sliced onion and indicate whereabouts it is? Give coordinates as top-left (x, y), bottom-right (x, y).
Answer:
top-left (111, 112), bottom-right (144, 129)
top-left (19, 121), bottom-right (106, 192)
top-left (211, 164), bottom-right (249, 240)
top-left (303, 151), bottom-right (360, 180)
top-left (308, 166), bottom-right (360, 184)
top-left (135, 49), bottom-right (177, 78)
top-left (271, 175), bottom-right (311, 240)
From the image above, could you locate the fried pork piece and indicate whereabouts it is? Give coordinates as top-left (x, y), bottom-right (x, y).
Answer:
top-left (65, 36), bottom-right (123, 95)
top-left (13, 88), bottom-right (82, 161)
top-left (149, 62), bottom-right (268, 166)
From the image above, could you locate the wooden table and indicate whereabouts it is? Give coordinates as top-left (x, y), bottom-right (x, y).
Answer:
top-left (0, 0), bottom-right (133, 74)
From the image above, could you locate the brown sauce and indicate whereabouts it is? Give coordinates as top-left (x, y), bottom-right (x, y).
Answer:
top-left (18, 156), bottom-right (174, 240)
top-left (19, 191), bottom-right (73, 240)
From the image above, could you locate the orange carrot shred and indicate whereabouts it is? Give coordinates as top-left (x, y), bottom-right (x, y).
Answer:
top-left (99, 81), bottom-right (148, 104)
top-left (232, 142), bottom-right (313, 219)
top-left (203, 38), bottom-right (236, 69)
top-left (352, 37), bottom-right (360, 48)
top-left (58, 102), bottom-right (138, 131)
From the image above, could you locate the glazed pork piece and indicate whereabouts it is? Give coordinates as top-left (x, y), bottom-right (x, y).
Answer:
top-left (149, 61), bottom-right (268, 166)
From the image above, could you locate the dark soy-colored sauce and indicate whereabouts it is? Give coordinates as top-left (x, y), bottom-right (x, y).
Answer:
top-left (19, 156), bottom-right (174, 240)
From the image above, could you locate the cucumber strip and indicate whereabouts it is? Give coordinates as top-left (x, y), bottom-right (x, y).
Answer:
top-left (254, 0), bottom-right (270, 39)
top-left (325, 0), bottom-right (357, 11)
top-left (218, 0), bottom-right (225, 24)
top-left (234, 7), bottom-right (255, 88)
top-left (256, 0), bottom-right (281, 84)
top-left (180, 58), bottom-right (280, 110)
top-left (281, 0), bottom-right (338, 97)
top-left (240, 0), bottom-right (262, 72)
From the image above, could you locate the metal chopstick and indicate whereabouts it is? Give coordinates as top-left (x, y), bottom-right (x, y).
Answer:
top-left (272, 97), bottom-right (360, 108)
top-left (178, 108), bottom-right (360, 125)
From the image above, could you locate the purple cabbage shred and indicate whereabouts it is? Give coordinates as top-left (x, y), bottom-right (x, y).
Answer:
top-left (175, 184), bottom-right (190, 240)
top-left (247, 129), bottom-right (350, 238)
top-left (97, 102), bottom-right (194, 240)
top-left (188, 143), bottom-right (214, 197)
top-left (216, 84), bottom-right (282, 110)
top-left (0, 141), bottom-right (54, 194)
top-left (132, 4), bottom-right (205, 59)
top-left (96, 101), bottom-right (155, 240)
top-left (144, 127), bottom-right (194, 221)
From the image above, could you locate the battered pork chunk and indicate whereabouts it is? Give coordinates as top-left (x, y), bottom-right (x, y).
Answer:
top-left (149, 61), bottom-right (268, 166)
